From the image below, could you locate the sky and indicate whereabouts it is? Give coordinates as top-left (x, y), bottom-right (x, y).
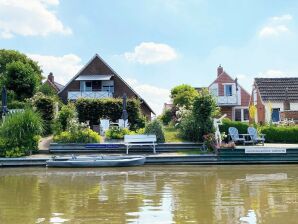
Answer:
top-left (1, 0), bottom-right (298, 114)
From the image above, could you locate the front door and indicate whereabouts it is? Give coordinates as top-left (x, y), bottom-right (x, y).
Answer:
top-left (271, 108), bottom-right (280, 122)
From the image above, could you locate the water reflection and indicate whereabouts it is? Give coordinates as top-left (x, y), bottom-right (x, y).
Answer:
top-left (0, 165), bottom-right (298, 223)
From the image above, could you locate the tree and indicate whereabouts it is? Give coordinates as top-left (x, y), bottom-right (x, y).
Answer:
top-left (192, 90), bottom-right (219, 141)
top-left (170, 84), bottom-right (199, 109)
top-left (177, 89), bottom-right (219, 142)
top-left (0, 49), bottom-right (42, 75)
top-left (0, 49), bottom-right (42, 100)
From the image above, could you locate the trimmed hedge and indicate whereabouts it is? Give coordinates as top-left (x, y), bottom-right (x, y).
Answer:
top-left (260, 126), bottom-right (298, 143)
top-left (32, 94), bottom-right (56, 135)
top-left (75, 98), bottom-right (145, 130)
top-left (219, 118), bottom-right (298, 143)
top-left (8, 100), bottom-right (29, 109)
top-left (219, 119), bottom-right (249, 135)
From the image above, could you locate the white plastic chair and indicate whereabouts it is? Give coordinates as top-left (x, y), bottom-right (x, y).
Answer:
top-left (100, 119), bottom-right (110, 135)
top-left (118, 119), bottom-right (129, 128)
top-left (247, 127), bottom-right (265, 146)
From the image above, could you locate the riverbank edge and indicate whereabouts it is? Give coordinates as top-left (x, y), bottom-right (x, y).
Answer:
top-left (2, 147), bottom-right (298, 167)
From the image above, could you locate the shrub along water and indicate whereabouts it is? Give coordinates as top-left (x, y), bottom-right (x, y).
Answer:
top-left (75, 98), bottom-right (146, 130)
top-left (105, 127), bottom-right (131, 139)
top-left (219, 119), bottom-right (250, 137)
top-left (260, 125), bottom-right (298, 143)
top-left (0, 109), bottom-right (43, 157)
top-left (144, 119), bottom-right (165, 143)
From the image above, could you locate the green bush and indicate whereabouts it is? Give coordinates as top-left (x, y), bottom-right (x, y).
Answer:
top-left (219, 118), bottom-right (250, 136)
top-left (7, 100), bottom-right (29, 109)
top-left (177, 90), bottom-right (219, 142)
top-left (53, 103), bottom-right (76, 133)
top-left (0, 109), bottom-right (43, 157)
top-left (192, 90), bottom-right (218, 141)
top-left (178, 111), bottom-right (198, 142)
top-left (31, 93), bottom-right (56, 135)
top-left (260, 125), bottom-right (298, 143)
top-left (160, 109), bottom-right (172, 125)
top-left (53, 128), bottom-right (101, 143)
top-left (38, 82), bottom-right (58, 97)
top-left (75, 98), bottom-right (145, 130)
top-left (105, 127), bottom-right (131, 139)
top-left (144, 119), bottom-right (165, 143)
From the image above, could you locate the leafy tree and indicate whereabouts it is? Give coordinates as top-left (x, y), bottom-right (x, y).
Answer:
top-left (0, 49), bottom-right (42, 100)
top-left (38, 82), bottom-right (58, 97)
top-left (178, 90), bottom-right (219, 142)
top-left (0, 49), bottom-right (42, 75)
top-left (160, 109), bottom-right (172, 125)
top-left (3, 61), bottom-right (42, 100)
top-left (170, 84), bottom-right (199, 109)
top-left (192, 89), bottom-right (219, 141)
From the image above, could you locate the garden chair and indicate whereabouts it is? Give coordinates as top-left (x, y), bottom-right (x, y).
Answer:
top-left (100, 119), bottom-right (110, 135)
top-left (247, 127), bottom-right (265, 146)
top-left (118, 119), bottom-right (129, 128)
top-left (228, 127), bottom-right (249, 145)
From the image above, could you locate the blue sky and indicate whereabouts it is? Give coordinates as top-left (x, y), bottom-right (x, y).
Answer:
top-left (1, 0), bottom-right (298, 114)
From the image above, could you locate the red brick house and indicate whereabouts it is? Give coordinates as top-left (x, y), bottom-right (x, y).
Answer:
top-left (43, 72), bottom-right (64, 93)
top-left (207, 65), bottom-right (251, 122)
top-left (58, 54), bottom-right (155, 119)
top-left (250, 78), bottom-right (298, 124)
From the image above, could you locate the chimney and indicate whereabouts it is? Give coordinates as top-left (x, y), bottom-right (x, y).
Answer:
top-left (48, 72), bottom-right (54, 83)
top-left (217, 65), bottom-right (223, 76)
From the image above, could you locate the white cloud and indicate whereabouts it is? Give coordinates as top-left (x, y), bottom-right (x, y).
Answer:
top-left (0, 0), bottom-right (72, 39)
top-left (125, 78), bottom-right (170, 115)
top-left (259, 14), bottom-right (292, 38)
top-left (124, 42), bottom-right (177, 64)
top-left (271, 14), bottom-right (292, 22)
top-left (259, 25), bottom-right (289, 38)
top-left (27, 53), bottom-right (82, 84)
top-left (259, 69), bottom-right (289, 78)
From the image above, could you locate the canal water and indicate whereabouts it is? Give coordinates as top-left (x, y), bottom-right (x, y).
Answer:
top-left (1, 165), bottom-right (298, 224)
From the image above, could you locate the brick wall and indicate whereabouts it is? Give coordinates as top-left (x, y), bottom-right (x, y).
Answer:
top-left (281, 111), bottom-right (298, 121)
top-left (220, 106), bottom-right (233, 120)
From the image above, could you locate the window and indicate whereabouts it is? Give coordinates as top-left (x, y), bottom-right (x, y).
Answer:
top-left (224, 85), bottom-right (233, 96)
top-left (235, 109), bottom-right (242, 121)
top-left (234, 108), bottom-right (249, 122)
top-left (85, 81), bottom-right (92, 91)
top-left (243, 109), bottom-right (249, 121)
top-left (102, 80), bottom-right (114, 93)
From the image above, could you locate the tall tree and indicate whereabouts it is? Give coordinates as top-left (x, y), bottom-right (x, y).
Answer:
top-left (170, 84), bottom-right (199, 109)
top-left (0, 49), bottom-right (42, 100)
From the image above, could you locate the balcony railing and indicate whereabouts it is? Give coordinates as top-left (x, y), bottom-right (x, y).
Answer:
top-left (215, 95), bottom-right (238, 105)
top-left (68, 91), bottom-right (113, 100)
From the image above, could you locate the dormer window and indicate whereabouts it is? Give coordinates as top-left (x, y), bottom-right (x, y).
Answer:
top-left (224, 84), bottom-right (233, 96)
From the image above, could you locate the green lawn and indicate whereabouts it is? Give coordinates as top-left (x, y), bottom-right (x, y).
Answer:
top-left (163, 126), bottom-right (183, 142)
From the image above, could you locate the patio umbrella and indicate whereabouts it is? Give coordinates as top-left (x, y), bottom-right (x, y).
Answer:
top-left (121, 93), bottom-right (128, 127)
top-left (1, 86), bottom-right (8, 116)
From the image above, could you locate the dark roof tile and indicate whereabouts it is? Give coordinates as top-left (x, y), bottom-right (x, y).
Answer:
top-left (255, 78), bottom-right (298, 101)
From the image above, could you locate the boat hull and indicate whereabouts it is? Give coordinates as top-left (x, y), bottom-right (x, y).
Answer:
top-left (46, 156), bottom-right (146, 168)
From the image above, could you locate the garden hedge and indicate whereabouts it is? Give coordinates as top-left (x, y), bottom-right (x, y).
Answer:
top-left (260, 126), bottom-right (298, 143)
top-left (219, 119), bottom-right (249, 135)
top-left (32, 94), bottom-right (56, 135)
top-left (75, 98), bottom-right (145, 130)
top-left (219, 119), bottom-right (298, 143)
